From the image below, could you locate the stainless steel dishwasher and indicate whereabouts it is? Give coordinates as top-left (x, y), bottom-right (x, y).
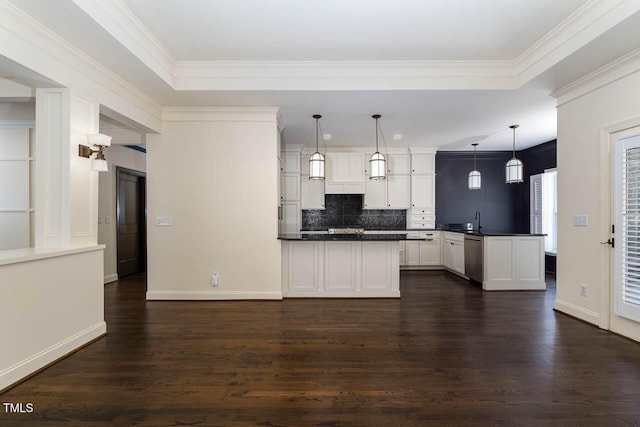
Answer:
top-left (464, 235), bottom-right (483, 283)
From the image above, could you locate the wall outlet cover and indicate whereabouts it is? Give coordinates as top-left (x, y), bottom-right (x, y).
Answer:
top-left (156, 216), bottom-right (173, 226)
top-left (573, 215), bottom-right (588, 227)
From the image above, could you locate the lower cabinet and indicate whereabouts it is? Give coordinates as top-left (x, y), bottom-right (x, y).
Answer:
top-left (443, 232), bottom-right (465, 275)
top-left (402, 231), bottom-right (441, 268)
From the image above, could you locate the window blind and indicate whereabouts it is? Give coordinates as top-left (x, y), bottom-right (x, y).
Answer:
top-left (530, 173), bottom-right (543, 235)
top-left (619, 146), bottom-right (640, 319)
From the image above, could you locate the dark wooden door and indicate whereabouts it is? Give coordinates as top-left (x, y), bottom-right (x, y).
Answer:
top-left (117, 167), bottom-right (146, 278)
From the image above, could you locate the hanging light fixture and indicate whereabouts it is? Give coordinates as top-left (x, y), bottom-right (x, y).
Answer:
top-left (369, 114), bottom-right (386, 180)
top-left (309, 114), bottom-right (325, 180)
top-left (505, 124), bottom-right (523, 184)
top-left (468, 143), bottom-right (481, 190)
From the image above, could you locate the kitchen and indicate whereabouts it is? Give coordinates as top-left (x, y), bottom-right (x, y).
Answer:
top-left (278, 119), bottom-right (554, 297)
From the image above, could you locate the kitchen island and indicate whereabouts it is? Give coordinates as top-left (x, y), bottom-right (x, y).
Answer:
top-left (279, 233), bottom-right (419, 298)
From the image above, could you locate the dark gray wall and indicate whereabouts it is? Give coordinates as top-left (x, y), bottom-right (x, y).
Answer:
top-left (435, 140), bottom-right (557, 234)
top-left (436, 151), bottom-right (519, 232)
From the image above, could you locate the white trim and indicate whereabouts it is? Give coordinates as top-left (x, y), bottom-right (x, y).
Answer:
top-left (552, 49), bottom-right (640, 105)
top-left (0, 245), bottom-right (105, 267)
top-left (104, 273), bottom-right (118, 284)
top-left (146, 291), bottom-right (283, 300)
top-left (0, 321), bottom-right (106, 392)
top-left (283, 290), bottom-right (400, 298)
top-left (162, 107), bottom-right (280, 122)
top-left (0, 120), bottom-right (35, 128)
top-left (554, 298), bottom-right (601, 326)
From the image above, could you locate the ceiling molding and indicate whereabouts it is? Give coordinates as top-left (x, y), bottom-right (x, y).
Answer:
top-left (173, 60), bottom-right (515, 91)
top-left (76, 0), bottom-right (640, 92)
top-left (0, 1), bottom-right (163, 132)
top-left (162, 107), bottom-right (280, 122)
top-left (551, 48), bottom-right (640, 106)
top-left (70, 0), bottom-right (176, 87)
top-left (512, 0), bottom-right (639, 85)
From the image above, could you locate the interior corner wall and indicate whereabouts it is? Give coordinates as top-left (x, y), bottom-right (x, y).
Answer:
top-left (146, 117), bottom-right (282, 300)
top-left (556, 67), bottom-right (640, 341)
top-left (98, 145), bottom-right (146, 284)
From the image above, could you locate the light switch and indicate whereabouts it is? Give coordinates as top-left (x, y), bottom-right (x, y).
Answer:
top-left (156, 216), bottom-right (173, 226)
top-left (573, 215), bottom-right (588, 227)
top-left (105, 216), bottom-right (111, 224)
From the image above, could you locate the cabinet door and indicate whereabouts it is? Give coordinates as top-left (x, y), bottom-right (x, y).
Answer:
top-left (387, 175), bottom-right (411, 208)
top-left (282, 152), bottom-right (300, 173)
top-left (280, 173), bottom-right (300, 201)
top-left (387, 154), bottom-right (411, 175)
top-left (405, 241), bottom-right (420, 266)
top-left (364, 178), bottom-right (387, 209)
top-left (411, 174), bottom-right (435, 208)
top-left (326, 153), bottom-right (365, 183)
top-left (443, 239), bottom-right (455, 269)
top-left (301, 177), bottom-right (325, 209)
top-left (419, 238), bottom-right (441, 265)
top-left (282, 202), bottom-right (300, 233)
top-left (411, 154), bottom-right (435, 174)
top-left (453, 242), bottom-right (465, 274)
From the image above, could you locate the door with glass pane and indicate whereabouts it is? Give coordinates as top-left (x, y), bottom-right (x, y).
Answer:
top-left (613, 129), bottom-right (640, 328)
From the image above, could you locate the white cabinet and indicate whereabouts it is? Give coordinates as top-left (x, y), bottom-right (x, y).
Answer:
top-left (411, 175), bottom-right (435, 209)
top-left (387, 154), bottom-right (412, 175)
top-left (364, 178), bottom-right (387, 209)
top-left (280, 174), bottom-right (300, 202)
top-left (281, 151), bottom-right (300, 173)
top-left (482, 236), bottom-right (546, 291)
top-left (411, 154), bottom-right (435, 174)
top-left (281, 202), bottom-right (300, 234)
top-left (326, 153), bottom-right (365, 183)
top-left (402, 231), bottom-right (441, 267)
top-left (443, 232), bottom-right (465, 276)
top-left (419, 233), bottom-right (441, 265)
top-left (301, 177), bottom-right (325, 209)
top-left (387, 175), bottom-right (411, 208)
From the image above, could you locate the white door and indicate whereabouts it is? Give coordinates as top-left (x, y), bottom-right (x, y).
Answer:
top-left (612, 128), bottom-right (640, 333)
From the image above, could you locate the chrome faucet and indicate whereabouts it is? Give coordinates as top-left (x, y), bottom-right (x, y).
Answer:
top-left (475, 211), bottom-right (482, 231)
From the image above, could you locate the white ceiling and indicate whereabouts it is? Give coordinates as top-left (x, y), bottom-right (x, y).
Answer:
top-left (4, 0), bottom-right (640, 151)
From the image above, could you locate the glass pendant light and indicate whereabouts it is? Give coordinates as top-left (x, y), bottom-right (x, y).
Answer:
top-left (468, 143), bottom-right (481, 190)
top-left (309, 114), bottom-right (325, 180)
top-left (505, 124), bottom-right (523, 184)
top-left (369, 114), bottom-right (386, 180)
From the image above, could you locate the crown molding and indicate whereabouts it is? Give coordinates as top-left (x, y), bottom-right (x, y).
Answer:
top-left (70, 0), bottom-right (176, 86)
top-left (512, 0), bottom-right (639, 86)
top-left (0, 1), bottom-right (162, 132)
top-left (162, 107), bottom-right (280, 122)
top-left (173, 60), bottom-right (515, 90)
top-left (551, 48), bottom-right (640, 106)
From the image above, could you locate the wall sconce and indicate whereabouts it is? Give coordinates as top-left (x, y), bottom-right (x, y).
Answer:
top-left (79, 133), bottom-right (111, 172)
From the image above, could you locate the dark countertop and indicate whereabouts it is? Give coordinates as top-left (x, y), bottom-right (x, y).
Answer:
top-left (278, 233), bottom-right (423, 241)
top-left (406, 228), bottom-right (545, 237)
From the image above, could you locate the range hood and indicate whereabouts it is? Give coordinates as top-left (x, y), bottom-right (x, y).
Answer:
top-left (324, 182), bottom-right (366, 194)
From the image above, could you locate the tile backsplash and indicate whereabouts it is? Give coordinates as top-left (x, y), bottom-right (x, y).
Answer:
top-left (301, 194), bottom-right (406, 231)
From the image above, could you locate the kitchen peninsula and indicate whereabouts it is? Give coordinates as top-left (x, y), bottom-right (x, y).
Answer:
top-left (279, 231), bottom-right (421, 298)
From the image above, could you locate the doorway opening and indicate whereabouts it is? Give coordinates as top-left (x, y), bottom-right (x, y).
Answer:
top-left (116, 166), bottom-right (147, 279)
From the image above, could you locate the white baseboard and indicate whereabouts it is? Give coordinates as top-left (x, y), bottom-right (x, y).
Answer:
top-left (0, 321), bottom-right (106, 391)
top-left (146, 290), bottom-right (283, 300)
top-left (104, 273), bottom-right (118, 284)
top-left (554, 298), bottom-right (600, 326)
top-left (283, 290), bottom-right (401, 298)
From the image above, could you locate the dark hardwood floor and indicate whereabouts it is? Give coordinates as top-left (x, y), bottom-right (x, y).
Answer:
top-left (2, 271), bottom-right (640, 426)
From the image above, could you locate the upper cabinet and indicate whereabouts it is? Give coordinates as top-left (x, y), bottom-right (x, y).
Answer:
top-left (326, 153), bottom-right (365, 183)
top-left (387, 154), bottom-right (411, 175)
top-left (301, 178), bottom-right (325, 209)
top-left (411, 154), bottom-right (435, 174)
top-left (281, 151), bottom-right (301, 174)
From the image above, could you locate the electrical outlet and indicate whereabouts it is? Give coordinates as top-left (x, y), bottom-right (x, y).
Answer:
top-left (579, 284), bottom-right (588, 297)
top-left (211, 271), bottom-right (219, 287)
top-left (573, 215), bottom-right (588, 227)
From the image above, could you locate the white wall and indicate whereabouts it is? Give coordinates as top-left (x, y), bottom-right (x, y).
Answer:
top-left (146, 108), bottom-right (282, 300)
top-left (98, 145), bottom-right (146, 283)
top-left (555, 54), bottom-right (640, 342)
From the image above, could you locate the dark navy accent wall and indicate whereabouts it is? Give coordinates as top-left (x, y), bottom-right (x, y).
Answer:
top-left (516, 140), bottom-right (557, 233)
top-left (436, 151), bottom-right (519, 232)
top-left (302, 194), bottom-right (406, 231)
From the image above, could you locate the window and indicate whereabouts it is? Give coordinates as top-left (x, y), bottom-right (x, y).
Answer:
top-left (530, 169), bottom-right (557, 254)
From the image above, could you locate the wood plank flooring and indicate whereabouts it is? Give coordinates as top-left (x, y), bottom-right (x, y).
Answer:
top-left (2, 271), bottom-right (640, 426)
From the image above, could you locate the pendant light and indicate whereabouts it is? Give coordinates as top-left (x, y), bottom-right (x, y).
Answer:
top-left (505, 124), bottom-right (523, 184)
top-left (309, 114), bottom-right (325, 180)
top-left (369, 114), bottom-right (386, 180)
top-left (468, 143), bottom-right (481, 190)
